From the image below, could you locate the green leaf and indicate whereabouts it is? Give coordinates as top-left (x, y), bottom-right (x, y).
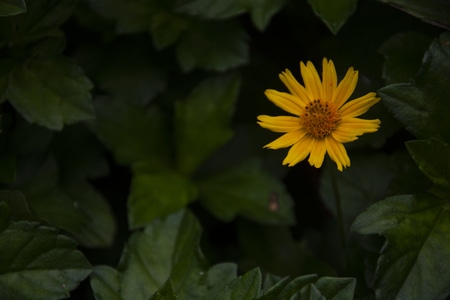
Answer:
top-left (119, 210), bottom-right (208, 300)
top-left (276, 275), bottom-right (319, 299)
top-left (307, 0), bottom-right (358, 34)
top-left (215, 268), bottom-right (261, 300)
top-left (90, 266), bottom-right (122, 300)
top-left (313, 277), bottom-right (356, 300)
top-left (0, 0), bottom-right (76, 43)
top-left (150, 11), bottom-right (190, 49)
top-left (93, 98), bottom-right (170, 166)
top-left (175, 20), bottom-right (248, 71)
top-left (203, 263), bottom-right (238, 299)
top-left (258, 276), bottom-right (290, 299)
top-left (20, 157), bottom-right (85, 232)
top-left (7, 56), bottom-right (94, 130)
top-left (258, 274), bottom-right (356, 299)
top-left (149, 279), bottom-right (178, 300)
top-left (198, 158), bottom-right (295, 224)
top-left (87, 0), bottom-right (157, 33)
top-left (0, 0), bottom-right (26, 16)
top-left (93, 38), bottom-right (169, 106)
top-left (320, 153), bottom-right (396, 228)
top-left (379, 32), bottom-right (450, 143)
top-left (20, 156), bottom-right (115, 248)
top-left (237, 222), bottom-right (334, 277)
top-left (388, 151), bottom-right (432, 195)
top-left (245, 0), bottom-right (286, 31)
top-left (406, 139), bottom-right (450, 190)
top-left (381, 0), bottom-right (450, 30)
top-left (174, 0), bottom-right (245, 19)
top-left (175, 74), bottom-right (240, 174)
top-left (379, 31), bottom-right (432, 84)
top-left (128, 166), bottom-right (198, 229)
top-left (91, 210), bottom-right (239, 300)
top-left (0, 190), bottom-right (37, 222)
top-left (351, 194), bottom-right (450, 300)
top-left (61, 180), bottom-right (116, 248)
top-left (28, 29), bottom-right (67, 58)
top-left (0, 221), bottom-right (91, 300)
top-left (173, 0), bottom-right (286, 31)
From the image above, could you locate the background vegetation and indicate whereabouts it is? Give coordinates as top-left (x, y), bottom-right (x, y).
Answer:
top-left (0, 0), bottom-right (449, 299)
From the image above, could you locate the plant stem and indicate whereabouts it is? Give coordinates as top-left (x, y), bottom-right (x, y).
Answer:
top-left (328, 159), bottom-right (347, 256)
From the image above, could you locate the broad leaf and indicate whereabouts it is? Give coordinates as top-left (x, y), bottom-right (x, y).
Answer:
top-left (312, 277), bottom-right (356, 300)
top-left (215, 268), bottom-right (261, 300)
top-left (90, 266), bottom-right (121, 300)
top-left (406, 139), bottom-right (450, 190)
top-left (93, 98), bottom-right (170, 166)
top-left (237, 222), bottom-right (334, 277)
top-left (245, 0), bottom-right (286, 31)
top-left (61, 180), bottom-right (116, 248)
top-left (378, 31), bottom-right (432, 84)
top-left (173, 0), bottom-right (285, 31)
top-left (128, 166), bottom-right (198, 229)
top-left (175, 74), bottom-right (241, 174)
top-left (320, 153), bottom-right (396, 228)
top-left (86, 0), bottom-right (156, 33)
top-left (0, 221), bottom-right (91, 300)
top-left (0, 0), bottom-right (76, 43)
top-left (91, 210), bottom-right (238, 300)
top-left (0, 0), bottom-right (26, 16)
top-left (150, 11), bottom-right (190, 49)
top-left (120, 210), bottom-right (230, 300)
top-left (203, 263), bottom-right (238, 299)
top-left (379, 32), bottom-right (450, 144)
top-left (20, 155), bottom-right (115, 248)
top-left (308, 0), bottom-right (358, 34)
top-left (7, 56), bottom-right (94, 130)
top-left (175, 20), bottom-right (248, 71)
top-left (93, 38), bottom-right (169, 106)
top-left (351, 194), bottom-right (450, 300)
top-left (198, 158), bottom-right (295, 224)
top-left (258, 274), bottom-right (355, 299)
top-left (0, 190), bottom-right (37, 222)
top-left (381, 0), bottom-right (450, 30)
top-left (271, 275), bottom-right (318, 299)
top-left (149, 279), bottom-right (178, 300)
top-left (174, 0), bottom-right (245, 19)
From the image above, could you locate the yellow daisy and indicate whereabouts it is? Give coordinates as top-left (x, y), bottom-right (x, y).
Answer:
top-left (257, 58), bottom-right (380, 171)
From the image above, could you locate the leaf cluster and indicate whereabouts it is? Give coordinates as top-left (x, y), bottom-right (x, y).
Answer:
top-left (0, 0), bottom-right (449, 299)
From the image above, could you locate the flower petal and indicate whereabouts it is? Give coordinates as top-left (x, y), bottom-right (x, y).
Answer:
top-left (325, 137), bottom-right (350, 171)
top-left (279, 69), bottom-right (311, 104)
top-left (300, 61), bottom-right (323, 101)
top-left (331, 127), bottom-right (359, 143)
top-left (332, 67), bottom-right (358, 108)
top-left (322, 58), bottom-right (337, 102)
top-left (264, 129), bottom-right (307, 149)
top-left (282, 135), bottom-right (315, 167)
top-left (264, 89), bottom-right (304, 115)
top-left (339, 92), bottom-right (380, 118)
top-left (338, 117), bottom-right (381, 135)
top-left (308, 139), bottom-right (327, 168)
top-left (257, 115), bottom-right (301, 133)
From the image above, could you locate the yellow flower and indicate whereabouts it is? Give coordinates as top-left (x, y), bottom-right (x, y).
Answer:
top-left (257, 58), bottom-right (380, 171)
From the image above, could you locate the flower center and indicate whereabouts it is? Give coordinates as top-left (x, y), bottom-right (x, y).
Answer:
top-left (301, 99), bottom-right (340, 138)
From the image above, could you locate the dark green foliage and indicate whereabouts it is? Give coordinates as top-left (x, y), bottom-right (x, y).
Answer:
top-left (0, 0), bottom-right (449, 299)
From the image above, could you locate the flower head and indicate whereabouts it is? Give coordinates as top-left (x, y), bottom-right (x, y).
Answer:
top-left (257, 58), bottom-right (380, 171)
